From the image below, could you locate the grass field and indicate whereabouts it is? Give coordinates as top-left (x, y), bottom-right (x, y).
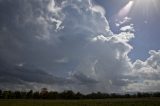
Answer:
top-left (0, 98), bottom-right (160, 106)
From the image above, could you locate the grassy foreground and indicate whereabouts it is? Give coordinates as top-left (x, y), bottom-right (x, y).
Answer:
top-left (0, 98), bottom-right (160, 106)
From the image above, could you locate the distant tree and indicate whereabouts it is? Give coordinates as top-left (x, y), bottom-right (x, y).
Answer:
top-left (33, 92), bottom-right (40, 99)
top-left (20, 92), bottom-right (27, 99)
top-left (40, 88), bottom-right (48, 99)
top-left (75, 92), bottom-right (83, 99)
top-left (14, 91), bottom-right (22, 99)
top-left (0, 90), bottom-right (2, 99)
top-left (86, 92), bottom-right (97, 99)
top-left (110, 93), bottom-right (117, 98)
top-left (47, 91), bottom-right (59, 99)
top-left (2, 91), bottom-right (12, 99)
top-left (1, 88), bottom-right (160, 99)
top-left (153, 92), bottom-right (160, 97)
top-left (26, 90), bottom-right (33, 99)
top-left (60, 90), bottom-right (75, 99)
top-left (137, 92), bottom-right (143, 98)
top-left (124, 94), bottom-right (131, 98)
top-left (142, 93), bottom-right (152, 97)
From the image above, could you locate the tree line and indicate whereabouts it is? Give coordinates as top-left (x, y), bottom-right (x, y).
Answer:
top-left (0, 88), bottom-right (160, 99)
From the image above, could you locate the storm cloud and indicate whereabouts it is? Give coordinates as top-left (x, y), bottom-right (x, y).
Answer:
top-left (0, 0), bottom-right (160, 93)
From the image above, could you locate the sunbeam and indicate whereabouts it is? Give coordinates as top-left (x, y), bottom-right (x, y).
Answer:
top-left (133, 0), bottom-right (159, 18)
top-left (118, 1), bottom-right (134, 18)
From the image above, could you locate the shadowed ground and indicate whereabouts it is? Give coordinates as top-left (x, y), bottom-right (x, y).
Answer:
top-left (0, 98), bottom-right (160, 106)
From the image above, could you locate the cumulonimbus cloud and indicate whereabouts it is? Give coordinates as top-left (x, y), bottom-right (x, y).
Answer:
top-left (0, 0), bottom-right (159, 93)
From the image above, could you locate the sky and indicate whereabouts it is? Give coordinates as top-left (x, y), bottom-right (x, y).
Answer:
top-left (0, 0), bottom-right (160, 93)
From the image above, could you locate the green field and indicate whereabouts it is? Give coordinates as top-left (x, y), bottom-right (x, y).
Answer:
top-left (0, 98), bottom-right (160, 106)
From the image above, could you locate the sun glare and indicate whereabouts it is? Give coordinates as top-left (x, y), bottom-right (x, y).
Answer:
top-left (134, 0), bottom-right (158, 8)
top-left (118, 0), bottom-right (159, 18)
top-left (133, 0), bottom-right (159, 18)
top-left (118, 1), bottom-right (134, 18)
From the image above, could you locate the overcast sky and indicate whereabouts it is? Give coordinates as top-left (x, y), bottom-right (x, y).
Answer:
top-left (0, 0), bottom-right (160, 93)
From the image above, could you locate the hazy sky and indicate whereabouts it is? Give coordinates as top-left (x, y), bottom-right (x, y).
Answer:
top-left (0, 0), bottom-right (160, 93)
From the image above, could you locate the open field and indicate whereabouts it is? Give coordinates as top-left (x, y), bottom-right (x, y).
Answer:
top-left (0, 98), bottom-right (160, 106)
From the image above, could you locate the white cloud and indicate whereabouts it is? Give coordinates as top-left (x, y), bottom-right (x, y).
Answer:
top-left (116, 17), bottom-right (131, 27)
top-left (16, 63), bottom-right (24, 67)
top-left (116, 32), bottom-right (135, 42)
top-left (55, 58), bottom-right (68, 63)
top-left (125, 50), bottom-right (160, 92)
top-left (90, 5), bottom-right (105, 16)
top-left (49, 17), bottom-right (64, 30)
top-left (126, 80), bottom-right (160, 92)
top-left (48, 0), bottom-right (61, 14)
top-left (120, 24), bottom-right (135, 32)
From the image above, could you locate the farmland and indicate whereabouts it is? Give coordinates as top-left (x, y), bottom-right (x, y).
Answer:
top-left (0, 98), bottom-right (160, 106)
